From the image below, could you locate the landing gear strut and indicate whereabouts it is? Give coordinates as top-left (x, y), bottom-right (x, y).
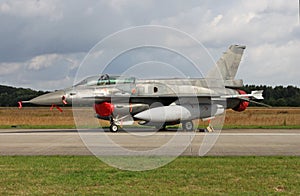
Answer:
top-left (109, 117), bottom-right (119, 132)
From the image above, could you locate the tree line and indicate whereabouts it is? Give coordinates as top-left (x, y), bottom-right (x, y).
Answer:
top-left (241, 85), bottom-right (300, 107)
top-left (0, 84), bottom-right (299, 107)
top-left (0, 85), bottom-right (47, 107)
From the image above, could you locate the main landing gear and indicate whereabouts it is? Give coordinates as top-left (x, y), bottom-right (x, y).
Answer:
top-left (182, 120), bottom-right (194, 131)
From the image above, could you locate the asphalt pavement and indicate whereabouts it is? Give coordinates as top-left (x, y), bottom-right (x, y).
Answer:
top-left (1, 128), bottom-right (300, 156)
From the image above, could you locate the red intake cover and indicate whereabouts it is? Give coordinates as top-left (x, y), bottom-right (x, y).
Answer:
top-left (233, 90), bottom-right (249, 112)
top-left (94, 102), bottom-right (114, 117)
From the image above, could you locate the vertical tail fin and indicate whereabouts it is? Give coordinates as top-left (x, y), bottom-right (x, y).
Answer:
top-left (207, 45), bottom-right (246, 80)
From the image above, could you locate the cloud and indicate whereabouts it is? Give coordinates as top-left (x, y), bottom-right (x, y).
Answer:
top-left (0, 52), bottom-right (84, 90)
top-left (152, 1), bottom-right (299, 46)
top-left (0, 62), bottom-right (21, 76)
top-left (150, 1), bottom-right (300, 86)
top-left (0, 0), bottom-right (63, 20)
top-left (27, 54), bottom-right (60, 70)
top-left (0, 1), bottom-right (123, 62)
top-left (238, 40), bottom-right (300, 86)
top-left (0, 0), bottom-right (299, 89)
top-left (210, 14), bottom-right (223, 27)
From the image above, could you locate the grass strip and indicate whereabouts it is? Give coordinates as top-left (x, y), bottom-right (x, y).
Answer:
top-left (0, 156), bottom-right (299, 195)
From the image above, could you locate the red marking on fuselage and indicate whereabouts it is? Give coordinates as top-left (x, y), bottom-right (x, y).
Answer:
top-left (94, 102), bottom-right (114, 117)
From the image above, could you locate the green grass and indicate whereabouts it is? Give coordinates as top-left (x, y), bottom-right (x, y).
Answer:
top-left (0, 156), bottom-right (299, 195)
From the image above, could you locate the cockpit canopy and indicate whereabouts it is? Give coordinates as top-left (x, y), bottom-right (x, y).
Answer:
top-left (74, 74), bottom-right (135, 87)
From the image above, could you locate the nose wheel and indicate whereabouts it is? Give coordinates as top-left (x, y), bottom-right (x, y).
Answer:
top-left (110, 123), bottom-right (119, 132)
top-left (108, 116), bottom-right (119, 132)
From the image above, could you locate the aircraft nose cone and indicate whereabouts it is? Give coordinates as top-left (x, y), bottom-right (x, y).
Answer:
top-left (28, 90), bottom-right (65, 105)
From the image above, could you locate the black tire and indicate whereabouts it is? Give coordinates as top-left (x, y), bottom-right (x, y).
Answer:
top-left (182, 121), bottom-right (194, 131)
top-left (110, 124), bottom-right (119, 132)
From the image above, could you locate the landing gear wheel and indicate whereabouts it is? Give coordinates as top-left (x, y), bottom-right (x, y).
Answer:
top-left (182, 121), bottom-right (194, 131)
top-left (110, 123), bottom-right (119, 132)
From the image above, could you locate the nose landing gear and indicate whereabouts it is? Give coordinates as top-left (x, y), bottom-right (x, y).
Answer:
top-left (110, 123), bottom-right (119, 132)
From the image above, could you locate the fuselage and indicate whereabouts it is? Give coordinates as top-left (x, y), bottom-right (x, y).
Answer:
top-left (26, 75), bottom-right (249, 123)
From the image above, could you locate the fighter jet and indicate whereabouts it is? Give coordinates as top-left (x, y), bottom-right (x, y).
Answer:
top-left (20, 45), bottom-right (265, 132)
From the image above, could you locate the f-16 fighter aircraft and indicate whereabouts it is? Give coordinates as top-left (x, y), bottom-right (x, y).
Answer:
top-left (20, 45), bottom-right (264, 132)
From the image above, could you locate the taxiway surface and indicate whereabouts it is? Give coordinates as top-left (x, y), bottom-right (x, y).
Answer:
top-left (1, 129), bottom-right (300, 156)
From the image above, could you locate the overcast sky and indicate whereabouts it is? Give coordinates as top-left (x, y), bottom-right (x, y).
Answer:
top-left (0, 0), bottom-right (299, 90)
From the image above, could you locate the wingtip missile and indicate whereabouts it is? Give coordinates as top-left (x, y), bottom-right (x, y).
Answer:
top-left (250, 90), bottom-right (264, 100)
